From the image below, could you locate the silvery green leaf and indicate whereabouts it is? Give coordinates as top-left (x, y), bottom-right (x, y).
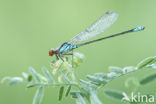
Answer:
top-left (137, 56), bottom-right (156, 69)
top-left (22, 72), bottom-right (32, 82)
top-left (29, 67), bottom-right (41, 82)
top-left (79, 79), bottom-right (90, 86)
top-left (151, 64), bottom-right (156, 69)
top-left (107, 72), bottom-right (117, 79)
top-left (74, 52), bottom-right (84, 59)
top-left (1, 77), bottom-right (11, 83)
top-left (76, 92), bottom-right (86, 104)
top-left (122, 66), bottom-right (136, 74)
top-left (8, 78), bottom-right (23, 86)
top-left (22, 72), bottom-right (29, 79)
top-left (109, 66), bottom-right (123, 74)
top-left (29, 67), bottom-right (47, 83)
top-left (104, 89), bottom-right (124, 100)
top-left (58, 70), bottom-right (70, 83)
top-left (42, 67), bottom-right (55, 84)
top-left (8, 77), bottom-right (23, 86)
top-left (76, 99), bottom-right (81, 104)
top-left (87, 75), bottom-right (107, 85)
top-left (72, 52), bottom-right (84, 68)
top-left (37, 74), bottom-right (48, 83)
top-left (94, 73), bottom-right (108, 78)
top-left (90, 88), bottom-right (102, 104)
top-left (74, 52), bottom-right (84, 63)
top-left (79, 79), bottom-right (96, 88)
top-left (80, 88), bottom-right (90, 102)
top-left (140, 73), bottom-right (156, 85)
top-left (80, 87), bottom-right (90, 98)
top-left (1, 77), bottom-right (23, 86)
top-left (33, 86), bottom-right (44, 104)
top-left (90, 81), bottom-right (101, 86)
top-left (59, 86), bottom-right (64, 101)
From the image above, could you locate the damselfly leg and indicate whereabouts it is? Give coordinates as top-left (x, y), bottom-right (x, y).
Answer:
top-left (61, 52), bottom-right (74, 68)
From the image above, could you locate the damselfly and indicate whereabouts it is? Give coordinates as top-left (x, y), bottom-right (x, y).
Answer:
top-left (49, 11), bottom-right (145, 61)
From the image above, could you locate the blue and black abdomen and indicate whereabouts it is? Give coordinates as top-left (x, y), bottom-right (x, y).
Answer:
top-left (132, 26), bottom-right (145, 32)
top-left (59, 43), bottom-right (80, 53)
top-left (58, 26), bottom-right (145, 53)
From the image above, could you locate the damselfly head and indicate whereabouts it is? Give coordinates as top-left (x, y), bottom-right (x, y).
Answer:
top-left (49, 50), bottom-right (55, 56)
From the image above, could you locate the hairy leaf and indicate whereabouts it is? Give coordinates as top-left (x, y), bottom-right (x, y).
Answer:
top-left (80, 87), bottom-right (90, 101)
top-left (87, 75), bottom-right (107, 85)
top-left (33, 86), bottom-right (44, 104)
top-left (90, 88), bottom-right (102, 104)
top-left (59, 86), bottom-right (64, 101)
top-left (104, 89), bottom-right (124, 100)
top-left (140, 73), bottom-right (156, 85)
top-left (65, 85), bottom-right (71, 97)
top-left (79, 79), bottom-right (97, 88)
top-left (29, 67), bottom-right (41, 82)
top-left (42, 67), bottom-right (55, 84)
top-left (76, 92), bottom-right (86, 104)
top-left (109, 66), bottom-right (123, 74)
top-left (1, 77), bottom-right (23, 86)
top-left (8, 77), bottom-right (23, 86)
top-left (137, 56), bottom-right (156, 69)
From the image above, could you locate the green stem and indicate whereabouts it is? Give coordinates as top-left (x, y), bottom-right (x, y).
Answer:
top-left (27, 82), bottom-right (80, 89)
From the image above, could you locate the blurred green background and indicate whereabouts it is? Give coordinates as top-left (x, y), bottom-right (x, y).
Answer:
top-left (0, 0), bottom-right (156, 104)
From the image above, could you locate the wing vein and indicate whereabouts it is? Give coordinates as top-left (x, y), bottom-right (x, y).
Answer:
top-left (68, 11), bottom-right (119, 44)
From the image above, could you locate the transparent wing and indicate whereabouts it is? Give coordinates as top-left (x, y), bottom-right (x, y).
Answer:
top-left (68, 11), bottom-right (119, 44)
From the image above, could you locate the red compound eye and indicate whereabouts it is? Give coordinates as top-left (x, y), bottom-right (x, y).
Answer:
top-left (49, 50), bottom-right (54, 56)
